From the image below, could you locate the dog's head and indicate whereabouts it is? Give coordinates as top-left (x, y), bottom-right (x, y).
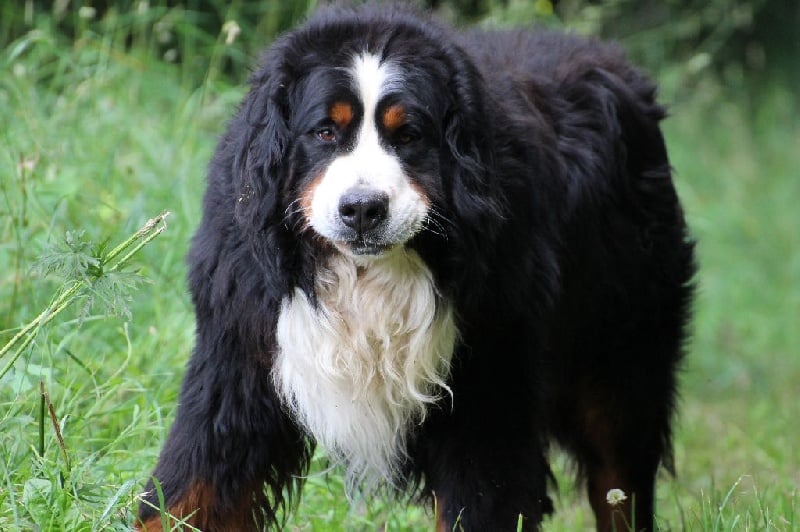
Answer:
top-left (297, 51), bottom-right (437, 257)
top-left (229, 6), bottom-right (500, 262)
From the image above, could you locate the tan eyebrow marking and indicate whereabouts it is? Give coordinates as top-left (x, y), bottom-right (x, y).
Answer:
top-left (382, 104), bottom-right (406, 131)
top-left (330, 102), bottom-right (353, 129)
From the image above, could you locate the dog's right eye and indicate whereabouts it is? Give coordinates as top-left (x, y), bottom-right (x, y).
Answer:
top-left (314, 128), bottom-right (337, 143)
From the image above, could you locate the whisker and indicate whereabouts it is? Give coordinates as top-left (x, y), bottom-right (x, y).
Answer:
top-left (282, 198), bottom-right (314, 233)
top-left (284, 198), bottom-right (304, 218)
top-left (428, 206), bottom-right (455, 228)
top-left (421, 207), bottom-right (453, 239)
top-left (422, 212), bottom-right (449, 239)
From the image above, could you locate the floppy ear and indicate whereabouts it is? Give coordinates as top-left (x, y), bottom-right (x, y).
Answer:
top-left (189, 45), bottom-right (300, 317)
top-left (231, 59), bottom-right (293, 233)
top-left (436, 50), bottom-right (509, 298)
top-left (440, 48), bottom-right (507, 241)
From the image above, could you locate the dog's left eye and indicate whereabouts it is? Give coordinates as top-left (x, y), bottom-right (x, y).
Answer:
top-left (393, 127), bottom-right (420, 146)
top-left (314, 128), bottom-right (337, 143)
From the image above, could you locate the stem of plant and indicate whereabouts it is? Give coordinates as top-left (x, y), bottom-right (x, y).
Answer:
top-left (0, 281), bottom-right (82, 379)
top-left (0, 211), bottom-right (170, 380)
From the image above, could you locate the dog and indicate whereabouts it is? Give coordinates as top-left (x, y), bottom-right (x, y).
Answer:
top-left (137, 4), bottom-right (695, 530)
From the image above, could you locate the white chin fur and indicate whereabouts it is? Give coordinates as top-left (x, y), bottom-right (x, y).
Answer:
top-left (272, 249), bottom-right (457, 491)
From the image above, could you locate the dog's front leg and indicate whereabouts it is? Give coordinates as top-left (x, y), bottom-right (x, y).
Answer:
top-left (136, 327), bottom-right (311, 531)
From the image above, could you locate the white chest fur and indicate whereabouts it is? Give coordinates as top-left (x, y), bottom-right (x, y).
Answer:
top-left (272, 250), bottom-right (456, 490)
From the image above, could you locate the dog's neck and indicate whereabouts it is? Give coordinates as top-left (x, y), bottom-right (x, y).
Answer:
top-left (272, 249), bottom-right (457, 490)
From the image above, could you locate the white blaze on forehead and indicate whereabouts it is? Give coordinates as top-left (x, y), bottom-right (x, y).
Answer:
top-left (306, 52), bottom-right (429, 253)
top-left (350, 53), bottom-right (403, 140)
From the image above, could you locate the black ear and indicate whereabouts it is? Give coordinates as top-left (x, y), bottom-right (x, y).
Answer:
top-left (437, 50), bottom-right (509, 287)
top-left (190, 44), bottom-right (299, 313)
top-left (231, 49), bottom-right (294, 233)
top-left (442, 52), bottom-right (504, 235)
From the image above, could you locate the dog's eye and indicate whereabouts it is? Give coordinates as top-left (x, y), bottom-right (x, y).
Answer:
top-left (393, 128), bottom-right (419, 146)
top-left (314, 128), bottom-right (337, 143)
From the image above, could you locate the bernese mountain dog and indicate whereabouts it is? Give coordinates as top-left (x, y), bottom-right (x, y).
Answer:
top-left (137, 4), bottom-right (695, 531)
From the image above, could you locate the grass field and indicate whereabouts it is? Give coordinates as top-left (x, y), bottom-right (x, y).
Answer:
top-left (1, 10), bottom-right (798, 531)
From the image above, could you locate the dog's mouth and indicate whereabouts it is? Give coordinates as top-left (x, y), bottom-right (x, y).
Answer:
top-left (335, 238), bottom-right (392, 257)
top-left (350, 243), bottom-right (390, 256)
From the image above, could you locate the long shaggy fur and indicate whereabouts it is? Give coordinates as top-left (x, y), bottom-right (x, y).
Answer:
top-left (273, 250), bottom-right (457, 491)
top-left (137, 5), bottom-right (695, 531)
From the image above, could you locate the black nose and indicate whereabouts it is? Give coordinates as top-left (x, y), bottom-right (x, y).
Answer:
top-left (338, 188), bottom-right (389, 233)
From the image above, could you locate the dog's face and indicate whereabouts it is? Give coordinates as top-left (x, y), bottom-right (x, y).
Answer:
top-left (288, 52), bottom-right (445, 258)
top-left (232, 14), bottom-right (497, 273)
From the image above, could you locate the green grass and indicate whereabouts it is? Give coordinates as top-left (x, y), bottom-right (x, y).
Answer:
top-left (2, 10), bottom-right (798, 532)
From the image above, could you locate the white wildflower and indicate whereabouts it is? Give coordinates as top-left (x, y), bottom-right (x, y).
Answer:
top-left (606, 488), bottom-right (628, 506)
top-left (222, 20), bottom-right (241, 45)
top-left (78, 6), bottom-right (96, 19)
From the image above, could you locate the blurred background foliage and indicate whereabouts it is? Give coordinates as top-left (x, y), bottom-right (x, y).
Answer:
top-left (1, 0), bottom-right (797, 100)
